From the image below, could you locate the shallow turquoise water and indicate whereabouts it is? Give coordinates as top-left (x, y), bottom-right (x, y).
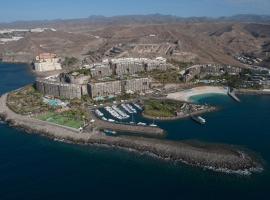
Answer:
top-left (0, 62), bottom-right (270, 200)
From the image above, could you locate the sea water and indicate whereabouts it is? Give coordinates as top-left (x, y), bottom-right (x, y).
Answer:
top-left (0, 62), bottom-right (270, 200)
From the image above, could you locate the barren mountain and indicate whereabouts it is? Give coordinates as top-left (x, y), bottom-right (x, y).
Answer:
top-left (0, 14), bottom-right (270, 68)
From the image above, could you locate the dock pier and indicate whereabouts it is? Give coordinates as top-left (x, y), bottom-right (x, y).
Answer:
top-left (228, 88), bottom-right (241, 102)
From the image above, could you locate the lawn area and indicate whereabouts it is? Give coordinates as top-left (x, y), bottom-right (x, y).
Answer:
top-left (37, 111), bottom-right (84, 129)
top-left (143, 99), bottom-right (183, 118)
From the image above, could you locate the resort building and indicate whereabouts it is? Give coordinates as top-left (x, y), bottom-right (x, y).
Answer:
top-left (123, 78), bottom-right (151, 94)
top-left (34, 57), bottom-right (164, 99)
top-left (181, 64), bottom-right (242, 82)
top-left (88, 80), bottom-right (122, 98)
top-left (88, 77), bottom-right (152, 98)
top-left (34, 53), bottom-right (62, 72)
top-left (89, 63), bottom-right (113, 78)
top-left (36, 76), bottom-right (87, 99)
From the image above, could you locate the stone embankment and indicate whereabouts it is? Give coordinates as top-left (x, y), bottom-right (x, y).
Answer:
top-left (90, 113), bottom-right (165, 138)
top-left (0, 93), bottom-right (262, 175)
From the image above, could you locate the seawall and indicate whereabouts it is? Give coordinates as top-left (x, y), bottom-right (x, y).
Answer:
top-left (90, 112), bottom-right (165, 138)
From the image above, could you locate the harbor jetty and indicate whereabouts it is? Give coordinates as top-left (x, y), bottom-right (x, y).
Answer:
top-left (90, 111), bottom-right (166, 138)
top-left (228, 88), bottom-right (241, 102)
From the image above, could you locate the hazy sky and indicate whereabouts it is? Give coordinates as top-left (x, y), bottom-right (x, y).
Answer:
top-left (1, 0), bottom-right (270, 22)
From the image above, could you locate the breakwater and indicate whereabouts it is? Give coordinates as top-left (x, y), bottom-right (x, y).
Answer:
top-left (0, 93), bottom-right (262, 175)
top-left (90, 112), bottom-right (165, 138)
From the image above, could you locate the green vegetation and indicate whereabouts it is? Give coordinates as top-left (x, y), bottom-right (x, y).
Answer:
top-left (7, 85), bottom-right (50, 115)
top-left (143, 99), bottom-right (183, 118)
top-left (147, 69), bottom-right (183, 84)
top-left (7, 86), bottom-right (89, 129)
top-left (37, 109), bottom-right (85, 129)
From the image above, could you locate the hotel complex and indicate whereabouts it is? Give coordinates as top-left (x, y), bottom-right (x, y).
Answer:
top-left (35, 57), bottom-right (168, 99)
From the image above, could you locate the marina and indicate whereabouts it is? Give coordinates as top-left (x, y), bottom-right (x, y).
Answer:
top-left (133, 103), bottom-right (143, 110)
top-left (121, 104), bottom-right (133, 114)
top-left (112, 105), bottom-right (130, 119)
top-left (92, 103), bottom-right (162, 128)
top-left (121, 104), bottom-right (137, 114)
top-left (127, 104), bottom-right (137, 113)
top-left (104, 106), bottom-right (123, 120)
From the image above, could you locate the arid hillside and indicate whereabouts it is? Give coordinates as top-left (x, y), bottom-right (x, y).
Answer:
top-left (1, 15), bottom-right (270, 68)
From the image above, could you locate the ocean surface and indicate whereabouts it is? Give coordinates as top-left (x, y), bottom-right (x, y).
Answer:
top-left (0, 62), bottom-right (270, 200)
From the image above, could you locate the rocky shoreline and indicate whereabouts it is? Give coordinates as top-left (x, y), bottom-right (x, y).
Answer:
top-left (235, 89), bottom-right (270, 95)
top-left (0, 93), bottom-right (263, 175)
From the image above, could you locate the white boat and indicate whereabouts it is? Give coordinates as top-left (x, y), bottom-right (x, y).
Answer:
top-left (191, 116), bottom-right (206, 124)
top-left (112, 105), bottom-right (129, 119)
top-left (121, 104), bottom-right (133, 114)
top-left (137, 122), bottom-right (147, 126)
top-left (105, 106), bottom-right (123, 120)
top-left (104, 129), bottom-right (117, 136)
top-left (149, 119), bottom-right (157, 127)
top-left (127, 104), bottom-right (137, 113)
top-left (108, 119), bottom-right (115, 122)
top-left (133, 103), bottom-right (143, 110)
top-left (95, 109), bottom-right (104, 117)
top-left (102, 117), bottom-right (107, 121)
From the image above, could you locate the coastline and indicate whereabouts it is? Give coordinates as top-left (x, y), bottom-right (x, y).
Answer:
top-left (0, 93), bottom-right (263, 175)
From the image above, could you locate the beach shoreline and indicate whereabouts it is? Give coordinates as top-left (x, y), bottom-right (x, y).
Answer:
top-left (167, 86), bottom-right (228, 102)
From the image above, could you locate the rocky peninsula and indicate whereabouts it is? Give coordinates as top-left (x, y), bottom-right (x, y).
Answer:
top-left (0, 93), bottom-right (263, 175)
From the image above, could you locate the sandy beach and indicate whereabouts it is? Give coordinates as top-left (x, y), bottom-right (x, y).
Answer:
top-left (167, 86), bottom-right (228, 102)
